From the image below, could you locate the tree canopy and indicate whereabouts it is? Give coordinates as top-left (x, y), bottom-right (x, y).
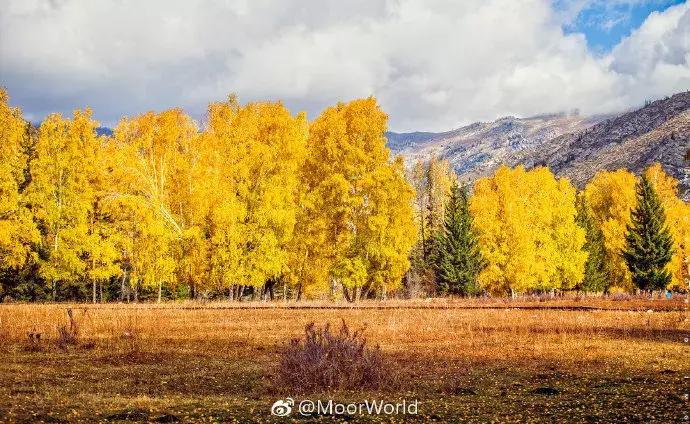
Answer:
top-left (1, 87), bottom-right (689, 302)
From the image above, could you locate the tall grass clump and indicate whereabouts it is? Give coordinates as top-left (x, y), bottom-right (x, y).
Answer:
top-left (56, 309), bottom-right (79, 349)
top-left (0, 318), bottom-right (7, 342)
top-left (277, 320), bottom-right (391, 392)
top-left (120, 319), bottom-right (141, 355)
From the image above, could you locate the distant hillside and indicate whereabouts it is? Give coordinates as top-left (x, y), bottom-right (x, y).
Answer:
top-left (30, 122), bottom-right (113, 137)
top-left (510, 91), bottom-right (690, 200)
top-left (96, 127), bottom-right (113, 136)
top-left (389, 91), bottom-right (690, 200)
top-left (387, 113), bottom-right (607, 180)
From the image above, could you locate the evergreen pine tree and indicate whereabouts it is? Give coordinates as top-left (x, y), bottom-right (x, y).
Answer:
top-left (432, 183), bottom-right (485, 296)
top-left (575, 195), bottom-right (609, 293)
top-left (622, 174), bottom-right (674, 291)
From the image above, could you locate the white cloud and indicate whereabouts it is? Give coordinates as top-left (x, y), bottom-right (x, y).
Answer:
top-left (0, 0), bottom-right (688, 131)
top-left (608, 2), bottom-right (690, 105)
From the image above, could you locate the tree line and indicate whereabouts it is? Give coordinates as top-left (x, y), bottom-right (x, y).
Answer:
top-left (410, 158), bottom-right (689, 297)
top-left (0, 90), bottom-right (415, 302)
top-left (0, 88), bottom-right (688, 301)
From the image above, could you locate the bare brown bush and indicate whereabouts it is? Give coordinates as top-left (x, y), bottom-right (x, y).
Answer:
top-left (277, 320), bottom-right (391, 392)
top-left (609, 292), bottom-right (633, 301)
top-left (56, 309), bottom-right (79, 349)
top-left (24, 331), bottom-right (43, 352)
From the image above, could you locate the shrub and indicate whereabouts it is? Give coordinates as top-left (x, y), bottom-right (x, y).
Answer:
top-left (608, 290), bottom-right (632, 301)
top-left (56, 309), bottom-right (79, 349)
top-left (25, 332), bottom-right (43, 352)
top-left (277, 320), bottom-right (390, 392)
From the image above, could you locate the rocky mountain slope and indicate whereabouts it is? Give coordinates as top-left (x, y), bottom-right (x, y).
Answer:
top-left (389, 91), bottom-right (690, 200)
top-left (510, 91), bottom-right (690, 200)
top-left (387, 113), bottom-right (607, 180)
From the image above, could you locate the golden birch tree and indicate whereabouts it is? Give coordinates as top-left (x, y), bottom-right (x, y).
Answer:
top-left (306, 97), bottom-right (416, 300)
top-left (583, 169), bottom-right (637, 290)
top-left (111, 110), bottom-right (197, 301)
top-left (0, 89), bottom-right (37, 271)
top-left (470, 166), bottom-right (586, 296)
top-left (202, 96), bottom-right (307, 298)
top-left (26, 110), bottom-right (98, 299)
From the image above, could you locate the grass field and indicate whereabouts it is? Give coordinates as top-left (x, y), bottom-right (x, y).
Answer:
top-left (0, 298), bottom-right (688, 422)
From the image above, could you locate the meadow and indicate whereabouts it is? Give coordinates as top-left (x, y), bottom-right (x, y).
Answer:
top-left (0, 297), bottom-right (688, 422)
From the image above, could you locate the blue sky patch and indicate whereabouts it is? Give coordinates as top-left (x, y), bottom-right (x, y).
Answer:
top-left (557, 0), bottom-right (685, 53)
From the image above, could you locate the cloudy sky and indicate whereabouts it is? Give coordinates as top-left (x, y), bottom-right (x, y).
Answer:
top-left (1, 0), bottom-right (689, 132)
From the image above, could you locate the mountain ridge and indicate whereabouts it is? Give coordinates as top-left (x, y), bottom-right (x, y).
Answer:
top-left (388, 91), bottom-right (690, 200)
top-left (510, 91), bottom-right (690, 200)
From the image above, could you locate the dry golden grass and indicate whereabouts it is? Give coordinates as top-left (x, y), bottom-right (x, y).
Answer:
top-left (0, 299), bottom-right (688, 422)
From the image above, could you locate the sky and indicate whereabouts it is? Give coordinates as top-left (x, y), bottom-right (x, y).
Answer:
top-left (1, 0), bottom-right (689, 132)
top-left (558, 0), bottom-right (686, 51)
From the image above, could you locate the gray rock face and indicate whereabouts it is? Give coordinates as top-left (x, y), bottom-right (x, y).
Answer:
top-left (389, 91), bottom-right (690, 200)
top-left (509, 91), bottom-right (690, 200)
top-left (388, 113), bottom-right (607, 181)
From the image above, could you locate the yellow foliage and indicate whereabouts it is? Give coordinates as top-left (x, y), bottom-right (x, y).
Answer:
top-left (84, 137), bottom-right (121, 300)
top-left (470, 166), bottom-right (586, 296)
top-left (203, 96), bottom-right (307, 290)
top-left (0, 89), bottom-right (37, 269)
top-left (27, 108), bottom-right (99, 292)
top-left (111, 109), bottom-right (198, 296)
top-left (303, 98), bottom-right (417, 299)
top-left (583, 169), bottom-right (637, 290)
top-left (585, 165), bottom-right (689, 291)
top-left (409, 156), bottom-right (456, 261)
top-left (6, 86), bottom-right (690, 301)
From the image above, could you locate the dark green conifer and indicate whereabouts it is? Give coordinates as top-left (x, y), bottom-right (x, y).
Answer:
top-left (622, 175), bottom-right (674, 291)
top-left (575, 196), bottom-right (609, 293)
top-left (432, 183), bottom-right (485, 296)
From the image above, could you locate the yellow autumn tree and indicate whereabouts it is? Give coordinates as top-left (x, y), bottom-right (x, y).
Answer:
top-left (364, 156), bottom-right (417, 297)
top-left (583, 169), bottom-right (637, 290)
top-left (470, 166), bottom-right (586, 296)
top-left (285, 161), bottom-right (332, 299)
top-left (424, 156), bottom-right (456, 236)
top-left (409, 156), bottom-right (456, 278)
top-left (26, 109), bottom-right (98, 299)
top-left (644, 164), bottom-right (690, 290)
top-left (305, 97), bottom-right (416, 301)
top-left (84, 134), bottom-right (120, 302)
top-left (202, 95), bottom-right (307, 299)
top-left (199, 97), bottom-right (244, 298)
top-left (111, 110), bottom-right (198, 301)
top-left (0, 89), bottom-right (37, 271)
top-left (166, 116), bottom-right (210, 298)
top-left (106, 194), bottom-right (175, 302)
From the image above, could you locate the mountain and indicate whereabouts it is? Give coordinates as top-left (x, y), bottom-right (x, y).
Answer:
top-left (387, 113), bottom-right (608, 180)
top-left (96, 127), bottom-right (113, 136)
top-left (388, 91), bottom-right (690, 200)
top-left (30, 122), bottom-right (113, 137)
top-left (510, 91), bottom-right (690, 200)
